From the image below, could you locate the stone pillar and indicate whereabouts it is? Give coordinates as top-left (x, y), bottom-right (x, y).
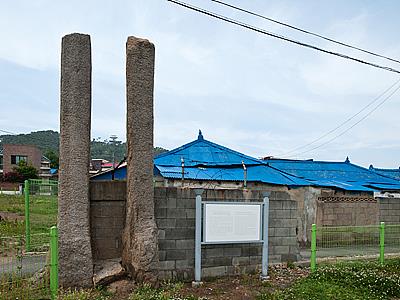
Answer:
top-left (122, 36), bottom-right (159, 284)
top-left (58, 33), bottom-right (93, 288)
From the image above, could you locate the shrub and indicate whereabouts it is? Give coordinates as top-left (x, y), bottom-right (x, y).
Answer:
top-left (13, 160), bottom-right (38, 182)
top-left (3, 171), bottom-right (24, 183)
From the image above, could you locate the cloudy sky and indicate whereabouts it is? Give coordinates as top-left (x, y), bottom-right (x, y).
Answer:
top-left (0, 0), bottom-right (399, 168)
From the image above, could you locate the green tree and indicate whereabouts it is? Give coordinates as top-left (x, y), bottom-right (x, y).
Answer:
top-left (44, 150), bottom-right (59, 169)
top-left (13, 160), bottom-right (38, 181)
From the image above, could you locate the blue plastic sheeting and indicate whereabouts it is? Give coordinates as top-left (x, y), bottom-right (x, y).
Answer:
top-left (91, 131), bottom-right (400, 192)
top-left (366, 183), bottom-right (400, 190)
top-left (265, 159), bottom-right (400, 191)
top-left (369, 166), bottom-right (400, 181)
top-left (156, 165), bottom-right (310, 186)
top-left (155, 131), bottom-right (261, 167)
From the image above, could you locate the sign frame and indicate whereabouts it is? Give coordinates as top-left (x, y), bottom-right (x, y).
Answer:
top-left (202, 201), bottom-right (264, 245)
top-left (193, 189), bottom-right (270, 284)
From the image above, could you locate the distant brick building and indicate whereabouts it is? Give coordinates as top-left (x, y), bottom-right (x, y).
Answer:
top-left (1, 144), bottom-right (42, 174)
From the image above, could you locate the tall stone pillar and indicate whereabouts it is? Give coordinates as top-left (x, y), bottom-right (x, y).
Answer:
top-left (122, 36), bottom-right (159, 284)
top-left (58, 33), bottom-right (93, 288)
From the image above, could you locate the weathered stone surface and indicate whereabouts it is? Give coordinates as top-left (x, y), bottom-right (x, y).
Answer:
top-left (93, 259), bottom-right (126, 286)
top-left (122, 36), bottom-right (159, 284)
top-left (59, 33), bottom-right (93, 288)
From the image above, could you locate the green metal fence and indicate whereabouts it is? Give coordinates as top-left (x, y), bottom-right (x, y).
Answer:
top-left (0, 226), bottom-right (58, 299)
top-left (311, 222), bottom-right (400, 272)
top-left (24, 179), bottom-right (58, 252)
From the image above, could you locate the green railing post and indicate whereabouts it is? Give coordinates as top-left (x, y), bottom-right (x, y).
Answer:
top-left (50, 226), bottom-right (58, 300)
top-left (379, 222), bottom-right (385, 265)
top-left (311, 223), bottom-right (317, 272)
top-left (24, 179), bottom-right (31, 252)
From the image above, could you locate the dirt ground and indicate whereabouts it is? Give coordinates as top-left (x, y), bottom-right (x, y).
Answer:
top-left (107, 264), bottom-right (309, 300)
top-left (0, 211), bottom-right (24, 221)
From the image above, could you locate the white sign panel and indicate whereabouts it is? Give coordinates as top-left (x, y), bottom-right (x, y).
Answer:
top-left (204, 203), bottom-right (261, 243)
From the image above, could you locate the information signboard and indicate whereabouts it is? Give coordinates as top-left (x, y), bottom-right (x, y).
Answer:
top-left (203, 203), bottom-right (262, 243)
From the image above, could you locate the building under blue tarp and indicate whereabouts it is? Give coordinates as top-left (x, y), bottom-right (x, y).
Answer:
top-left (369, 165), bottom-right (400, 181)
top-left (91, 131), bottom-right (400, 192)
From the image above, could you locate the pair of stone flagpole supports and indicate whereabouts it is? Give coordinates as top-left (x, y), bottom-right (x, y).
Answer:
top-left (58, 33), bottom-right (159, 287)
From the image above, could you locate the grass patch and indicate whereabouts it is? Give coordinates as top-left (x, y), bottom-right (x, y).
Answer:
top-left (129, 282), bottom-right (200, 300)
top-left (58, 287), bottom-right (112, 300)
top-left (0, 194), bottom-right (57, 236)
top-left (259, 259), bottom-right (400, 300)
top-left (0, 220), bottom-right (24, 236)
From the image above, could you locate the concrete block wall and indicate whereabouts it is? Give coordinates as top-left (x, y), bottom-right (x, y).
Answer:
top-left (89, 182), bottom-right (299, 280)
top-left (316, 198), bottom-right (378, 226)
top-left (378, 197), bottom-right (400, 224)
top-left (90, 181), bottom-right (126, 260)
top-left (155, 187), bottom-right (299, 281)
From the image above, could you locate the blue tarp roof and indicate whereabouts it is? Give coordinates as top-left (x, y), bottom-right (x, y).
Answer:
top-left (369, 166), bottom-right (400, 181)
top-left (91, 131), bottom-right (400, 192)
top-left (265, 159), bottom-right (400, 192)
top-left (156, 164), bottom-right (310, 186)
top-left (154, 131), bottom-right (261, 167)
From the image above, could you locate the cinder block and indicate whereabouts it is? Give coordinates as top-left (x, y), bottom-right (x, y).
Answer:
top-left (159, 250), bottom-right (166, 261)
top-left (282, 201), bottom-right (296, 209)
top-left (269, 201), bottom-right (282, 210)
top-left (159, 260), bottom-right (175, 270)
top-left (155, 197), bottom-right (167, 208)
top-left (166, 250), bottom-right (187, 260)
top-left (249, 256), bottom-right (261, 265)
top-left (272, 245), bottom-right (290, 254)
top-left (186, 249), bottom-right (195, 259)
top-left (275, 209), bottom-right (291, 219)
top-left (166, 188), bottom-right (178, 198)
top-left (177, 198), bottom-right (195, 209)
top-left (158, 230), bottom-right (165, 240)
top-left (204, 248), bottom-right (223, 258)
top-left (271, 191), bottom-right (290, 200)
top-left (159, 239), bottom-right (176, 250)
top-left (166, 208), bottom-right (186, 219)
top-left (155, 208), bottom-right (167, 218)
top-left (232, 257), bottom-right (250, 266)
top-left (223, 247), bottom-right (242, 257)
top-left (280, 237), bottom-right (297, 246)
top-left (154, 187), bottom-right (167, 198)
top-left (275, 228), bottom-right (290, 237)
top-left (212, 256), bottom-right (232, 267)
top-left (156, 218), bottom-right (176, 229)
top-left (268, 228), bottom-right (276, 236)
top-left (164, 228), bottom-right (194, 239)
top-left (202, 266), bottom-right (227, 278)
top-left (176, 239), bottom-right (195, 249)
top-left (167, 198), bottom-right (176, 208)
top-left (176, 219), bottom-right (195, 228)
top-left (175, 259), bottom-right (194, 269)
top-left (185, 209), bottom-right (195, 219)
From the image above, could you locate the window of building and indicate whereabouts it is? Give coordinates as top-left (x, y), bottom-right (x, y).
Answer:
top-left (11, 155), bottom-right (27, 165)
top-left (0, 156), bottom-right (3, 170)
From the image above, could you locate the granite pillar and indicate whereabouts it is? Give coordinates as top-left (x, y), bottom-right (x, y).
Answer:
top-left (122, 36), bottom-right (159, 283)
top-left (58, 33), bottom-right (93, 287)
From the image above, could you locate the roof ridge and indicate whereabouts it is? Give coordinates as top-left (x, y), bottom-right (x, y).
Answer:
top-left (154, 137), bottom-right (263, 165)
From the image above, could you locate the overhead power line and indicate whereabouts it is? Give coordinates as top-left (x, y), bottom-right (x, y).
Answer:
top-left (167, 0), bottom-right (400, 74)
top-left (286, 82), bottom-right (400, 158)
top-left (211, 0), bottom-right (400, 65)
top-left (279, 78), bottom-right (400, 157)
top-left (0, 129), bottom-right (16, 135)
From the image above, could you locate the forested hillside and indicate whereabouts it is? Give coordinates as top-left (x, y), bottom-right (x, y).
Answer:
top-left (0, 130), bottom-right (168, 163)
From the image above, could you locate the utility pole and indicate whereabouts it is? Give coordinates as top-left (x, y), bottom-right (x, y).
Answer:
top-left (109, 135), bottom-right (118, 167)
